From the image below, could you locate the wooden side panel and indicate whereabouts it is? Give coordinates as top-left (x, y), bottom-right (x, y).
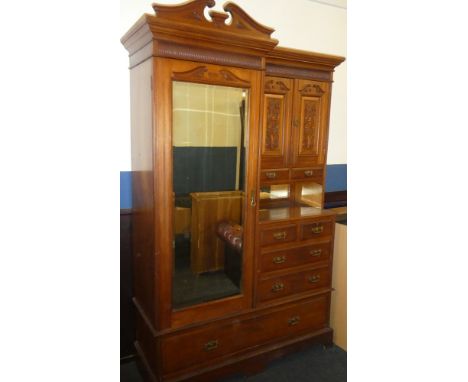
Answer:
top-left (261, 77), bottom-right (293, 169)
top-left (291, 79), bottom-right (330, 167)
top-left (130, 59), bottom-right (156, 327)
top-left (330, 222), bottom-right (347, 350)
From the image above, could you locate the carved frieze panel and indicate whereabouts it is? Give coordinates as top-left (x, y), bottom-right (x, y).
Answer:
top-left (266, 64), bottom-right (332, 82)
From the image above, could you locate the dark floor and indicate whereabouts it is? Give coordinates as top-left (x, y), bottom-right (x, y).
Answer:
top-left (121, 344), bottom-right (346, 382)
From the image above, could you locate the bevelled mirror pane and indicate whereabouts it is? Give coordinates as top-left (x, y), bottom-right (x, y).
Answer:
top-left (172, 81), bottom-right (249, 309)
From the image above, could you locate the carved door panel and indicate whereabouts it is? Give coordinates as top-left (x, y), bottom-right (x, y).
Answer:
top-left (261, 76), bottom-right (293, 169)
top-left (291, 79), bottom-right (330, 167)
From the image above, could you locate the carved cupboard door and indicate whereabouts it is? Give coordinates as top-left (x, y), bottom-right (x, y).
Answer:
top-left (291, 79), bottom-right (331, 167)
top-left (261, 76), bottom-right (293, 169)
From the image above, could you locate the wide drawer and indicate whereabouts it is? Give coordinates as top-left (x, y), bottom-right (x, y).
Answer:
top-left (260, 224), bottom-right (297, 247)
top-left (161, 294), bottom-right (329, 374)
top-left (260, 169), bottom-right (290, 183)
top-left (291, 167), bottom-right (323, 181)
top-left (261, 242), bottom-right (331, 273)
top-left (257, 266), bottom-right (330, 304)
top-left (300, 220), bottom-right (333, 241)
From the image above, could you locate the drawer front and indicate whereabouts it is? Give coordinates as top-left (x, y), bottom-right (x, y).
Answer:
top-left (260, 169), bottom-right (290, 183)
top-left (161, 294), bottom-right (329, 374)
top-left (300, 220), bottom-right (332, 241)
top-left (257, 266), bottom-right (330, 303)
top-left (260, 224), bottom-right (297, 247)
top-left (291, 167), bottom-right (323, 181)
top-left (261, 242), bottom-right (330, 273)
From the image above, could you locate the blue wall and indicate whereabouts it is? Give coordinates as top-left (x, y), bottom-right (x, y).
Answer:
top-left (120, 164), bottom-right (346, 208)
top-left (120, 171), bottom-right (132, 209)
top-left (324, 164), bottom-right (347, 192)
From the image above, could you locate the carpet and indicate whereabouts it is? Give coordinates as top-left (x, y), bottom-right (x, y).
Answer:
top-left (121, 344), bottom-right (346, 382)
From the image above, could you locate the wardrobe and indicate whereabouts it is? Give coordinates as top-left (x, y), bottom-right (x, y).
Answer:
top-left (121, 1), bottom-right (345, 380)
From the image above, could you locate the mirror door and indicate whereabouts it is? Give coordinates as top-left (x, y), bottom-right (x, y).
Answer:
top-left (159, 58), bottom-right (261, 327)
top-left (172, 81), bottom-right (248, 309)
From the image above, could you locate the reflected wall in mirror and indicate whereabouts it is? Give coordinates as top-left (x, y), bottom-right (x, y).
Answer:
top-left (295, 181), bottom-right (323, 208)
top-left (172, 81), bottom-right (249, 309)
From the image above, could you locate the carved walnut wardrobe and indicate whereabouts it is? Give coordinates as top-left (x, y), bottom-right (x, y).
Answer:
top-left (121, 1), bottom-right (345, 380)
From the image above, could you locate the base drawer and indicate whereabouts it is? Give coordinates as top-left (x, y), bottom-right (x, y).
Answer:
top-left (257, 266), bottom-right (330, 304)
top-left (161, 294), bottom-right (329, 375)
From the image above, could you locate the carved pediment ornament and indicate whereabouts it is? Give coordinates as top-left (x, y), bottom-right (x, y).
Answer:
top-left (173, 66), bottom-right (250, 86)
top-left (299, 84), bottom-right (325, 96)
top-left (265, 80), bottom-right (290, 92)
top-left (152, 0), bottom-right (276, 40)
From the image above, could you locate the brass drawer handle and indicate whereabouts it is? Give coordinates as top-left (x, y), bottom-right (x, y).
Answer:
top-left (273, 255), bottom-right (286, 264)
top-left (204, 340), bottom-right (219, 352)
top-left (310, 225), bottom-right (324, 234)
top-left (310, 249), bottom-right (322, 257)
top-left (265, 171), bottom-right (277, 179)
top-left (288, 316), bottom-right (300, 326)
top-left (304, 170), bottom-right (314, 177)
top-left (273, 231), bottom-right (287, 240)
top-left (271, 282), bottom-right (285, 292)
top-left (308, 274), bottom-right (320, 283)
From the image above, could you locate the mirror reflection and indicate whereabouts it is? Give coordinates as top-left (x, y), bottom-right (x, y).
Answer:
top-left (172, 81), bottom-right (248, 309)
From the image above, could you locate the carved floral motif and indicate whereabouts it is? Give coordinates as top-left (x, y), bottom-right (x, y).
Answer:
top-left (302, 100), bottom-right (318, 151)
top-left (265, 98), bottom-right (282, 151)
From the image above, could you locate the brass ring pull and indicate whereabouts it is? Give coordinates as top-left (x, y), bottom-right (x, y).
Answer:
top-left (204, 340), bottom-right (218, 351)
top-left (273, 255), bottom-right (286, 264)
top-left (308, 275), bottom-right (320, 283)
top-left (304, 170), bottom-right (314, 177)
top-left (311, 225), bottom-right (323, 234)
top-left (271, 282), bottom-right (285, 292)
top-left (310, 249), bottom-right (322, 257)
top-left (265, 171), bottom-right (277, 179)
top-left (288, 316), bottom-right (300, 326)
top-left (273, 231), bottom-right (287, 240)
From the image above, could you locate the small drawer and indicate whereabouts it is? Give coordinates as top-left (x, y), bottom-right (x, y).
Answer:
top-left (261, 242), bottom-right (330, 273)
top-left (257, 266), bottom-right (330, 303)
top-left (291, 167), bottom-right (323, 181)
top-left (161, 294), bottom-right (328, 375)
top-left (300, 220), bottom-right (332, 241)
top-left (260, 169), bottom-right (290, 182)
top-left (260, 224), bottom-right (297, 247)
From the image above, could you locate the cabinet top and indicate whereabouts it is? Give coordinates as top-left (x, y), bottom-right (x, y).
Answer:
top-left (121, 0), bottom-right (345, 71)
